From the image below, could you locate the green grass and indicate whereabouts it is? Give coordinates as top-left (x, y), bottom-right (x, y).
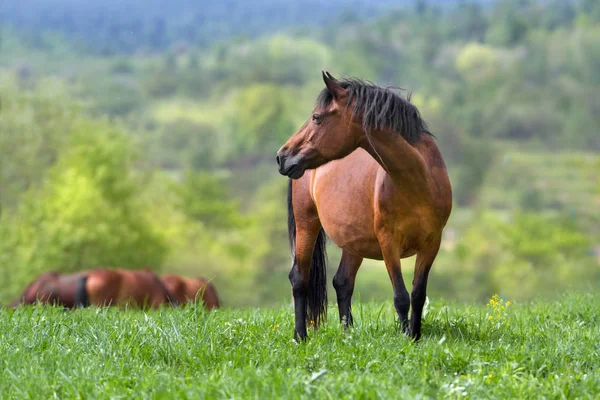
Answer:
top-left (1, 294), bottom-right (599, 399)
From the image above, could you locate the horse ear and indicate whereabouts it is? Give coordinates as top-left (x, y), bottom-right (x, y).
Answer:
top-left (322, 71), bottom-right (347, 100)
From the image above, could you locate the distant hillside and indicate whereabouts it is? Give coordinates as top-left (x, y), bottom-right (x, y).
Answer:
top-left (0, 0), bottom-right (399, 54)
top-left (0, 0), bottom-right (491, 54)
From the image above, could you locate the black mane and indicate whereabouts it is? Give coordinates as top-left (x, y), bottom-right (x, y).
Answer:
top-left (316, 78), bottom-right (432, 144)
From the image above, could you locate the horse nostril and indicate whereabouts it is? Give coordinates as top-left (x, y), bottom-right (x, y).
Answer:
top-left (276, 155), bottom-right (281, 167)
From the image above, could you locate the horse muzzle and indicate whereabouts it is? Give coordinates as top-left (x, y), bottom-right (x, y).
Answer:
top-left (276, 151), bottom-right (306, 179)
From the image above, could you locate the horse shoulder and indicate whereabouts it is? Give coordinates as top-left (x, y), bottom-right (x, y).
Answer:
top-left (419, 137), bottom-right (452, 225)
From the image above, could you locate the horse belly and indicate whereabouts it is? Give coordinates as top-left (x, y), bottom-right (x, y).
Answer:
top-left (312, 150), bottom-right (383, 260)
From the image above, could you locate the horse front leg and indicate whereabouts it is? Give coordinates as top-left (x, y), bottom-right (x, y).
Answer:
top-left (332, 251), bottom-right (363, 328)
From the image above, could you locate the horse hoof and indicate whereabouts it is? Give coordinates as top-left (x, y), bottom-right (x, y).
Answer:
top-left (410, 331), bottom-right (422, 342)
top-left (294, 330), bottom-right (308, 342)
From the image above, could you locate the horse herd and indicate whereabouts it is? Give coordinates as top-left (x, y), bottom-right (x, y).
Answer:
top-left (7, 268), bottom-right (219, 310)
top-left (7, 72), bottom-right (451, 342)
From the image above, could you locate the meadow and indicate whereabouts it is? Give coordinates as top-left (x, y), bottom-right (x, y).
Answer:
top-left (1, 293), bottom-right (598, 399)
top-left (1, 2), bottom-right (599, 397)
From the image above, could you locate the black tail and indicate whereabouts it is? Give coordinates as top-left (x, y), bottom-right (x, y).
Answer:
top-left (287, 179), bottom-right (328, 327)
top-left (74, 275), bottom-right (90, 308)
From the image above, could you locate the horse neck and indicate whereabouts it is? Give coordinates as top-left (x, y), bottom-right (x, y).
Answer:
top-left (359, 128), bottom-right (431, 189)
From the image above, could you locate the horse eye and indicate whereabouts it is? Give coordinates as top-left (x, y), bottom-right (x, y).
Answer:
top-left (312, 113), bottom-right (321, 122)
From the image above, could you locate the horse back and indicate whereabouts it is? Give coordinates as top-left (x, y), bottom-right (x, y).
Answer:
top-left (120, 269), bottom-right (173, 308)
top-left (192, 278), bottom-right (220, 309)
top-left (85, 268), bottom-right (123, 307)
top-left (160, 274), bottom-right (188, 304)
top-left (86, 268), bottom-right (172, 308)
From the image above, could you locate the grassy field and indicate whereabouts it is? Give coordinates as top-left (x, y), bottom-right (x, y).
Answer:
top-left (1, 293), bottom-right (599, 399)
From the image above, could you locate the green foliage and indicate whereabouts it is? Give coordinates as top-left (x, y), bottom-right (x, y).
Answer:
top-left (143, 67), bottom-right (179, 98)
top-left (157, 175), bottom-right (292, 307)
top-left (478, 151), bottom-right (600, 234)
top-left (218, 35), bottom-right (332, 87)
top-left (441, 212), bottom-right (597, 302)
top-left (499, 213), bottom-right (591, 266)
top-left (152, 120), bottom-right (220, 169)
top-left (1, 0), bottom-right (599, 308)
top-left (0, 120), bottom-right (168, 301)
top-left (174, 171), bottom-right (244, 231)
top-left (224, 83), bottom-right (296, 157)
top-left (486, 0), bottom-right (530, 45)
top-left (0, 75), bottom-right (79, 209)
top-left (86, 79), bottom-right (144, 116)
top-left (1, 0), bottom-right (392, 54)
top-left (1, 295), bottom-right (599, 397)
top-left (578, 0), bottom-right (600, 24)
top-left (242, 178), bottom-right (291, 304)
top-left (453, 137), bottom-right (496, 206)
top-left (455, 43), bottom-right (502, 83)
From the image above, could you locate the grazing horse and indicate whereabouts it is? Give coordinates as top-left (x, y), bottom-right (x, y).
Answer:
top-left (160, 274), bottom-right (220, 310)
top-left (77, 268), bottom-right (177, 309)
top-left (276, 72), bottom-right (452, 341)
top-left (8, 270), bottom-right (88, 308)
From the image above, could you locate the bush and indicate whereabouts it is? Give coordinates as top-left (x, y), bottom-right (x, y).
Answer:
top-left (0, 122), bottom-right (168, 302)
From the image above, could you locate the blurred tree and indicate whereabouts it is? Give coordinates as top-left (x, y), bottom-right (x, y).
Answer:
top-left (500, 213), bottom-right (591, 266)
top-left (173, 171), bottom-right (244, 231)
top-left (486, 0), bottom-right (530, 46)
top-left (155, 121), bottom-right (219, 169)
top-left (577, 0), bottom-right (600, 24)
top-left (144, 68), bottom-right (179, 98)
top-left (218, 35), bottom-right (331, 86)
top-left (110, 59), bottom-right (135, 75)
top-left (2, 0), bottom-right (600, 306)
top-left (225, 84), bottom-right (295, 158)
top-left (243, 178), bottom-right (291, 304)
top-left (450, 2), bottom-right (488, 41)
top-left (187, 52), bottom-right (199, 70)
top-left (540, 0), bottom-right (575, 30)
top-left (453, 136), bottom-right (496, 206)
top-left (455, 43), bottom-right (501, 84)
top-left (0, 76), bottom-right (78, 209)
top-left (440, 211), bottom-right (598, 301)
top-left (0, 122), bottom-right (168, 300)
top-left (87, 78), bottom-right (144, 116)
top-left (415, 0), bottom-right (427, 15)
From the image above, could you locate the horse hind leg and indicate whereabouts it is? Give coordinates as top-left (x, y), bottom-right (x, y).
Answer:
top-left (287, 177), bottom-right (328, 341)
top-left (332, 251), bottom-right (362, 328)
top-left (410, 238), bottom-right (441, 341)
top-left (289, 218), bottom-right (325, 341)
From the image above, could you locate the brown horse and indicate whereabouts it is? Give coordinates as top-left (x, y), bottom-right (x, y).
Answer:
top-left (160, 274), bottom-right (220, 310)
top-left (8, 270), bottom-right (88, 308)
top-left (276, 72), bottom-right (452, 341)
top-left (78, 268), bottom-right (177, 309)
